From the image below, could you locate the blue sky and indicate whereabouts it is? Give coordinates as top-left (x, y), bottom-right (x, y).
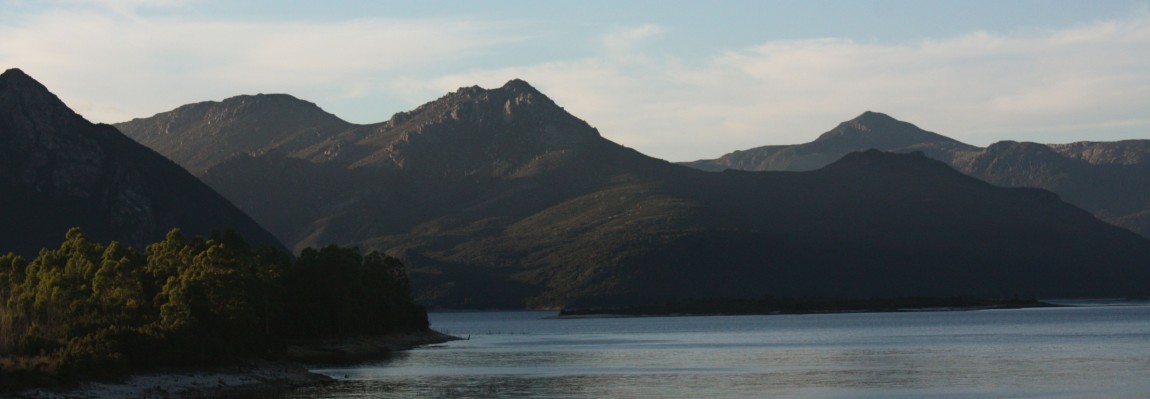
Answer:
top-left (2, 0), bottom-right (1149, 161)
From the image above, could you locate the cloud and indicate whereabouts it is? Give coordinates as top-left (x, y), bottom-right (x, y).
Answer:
top-left (60, 0), bottom-right (190, 16)
top-left (601, 24), bottom-right (666, 54)
top-left (1, 6), bottom-right (1147, 162)
top-left (0, 8), bottom-right (521, 123)
top-left (433, 16), bottom-right (1150, 161)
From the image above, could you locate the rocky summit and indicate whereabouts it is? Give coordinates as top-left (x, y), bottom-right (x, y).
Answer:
top-left (0, 68), bottom-right (284, 255)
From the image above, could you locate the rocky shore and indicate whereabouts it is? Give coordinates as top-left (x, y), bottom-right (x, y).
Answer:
top-left (3, 330), bottom-right (457, 399)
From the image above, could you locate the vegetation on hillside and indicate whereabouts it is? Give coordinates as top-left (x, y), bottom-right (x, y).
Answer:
top-left (0, 228), bottom-right (426, 389)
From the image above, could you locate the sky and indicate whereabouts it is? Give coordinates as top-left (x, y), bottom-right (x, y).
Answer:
top-left (2, 0), bottom-right (1149, 162)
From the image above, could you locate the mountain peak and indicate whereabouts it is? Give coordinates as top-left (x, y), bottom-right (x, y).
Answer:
top-left (220, 92), bottom-right (308, 104)
top-left (849, 110), bottom-right (899, 125)
top-left (346, 79), bottom-right (609, 176)
top-left (115, 91), bottom-right (352, 174)
top-left (812, 111), bottom-right (967, 151)
top-left (395, 78), bottom-right (587, 135)
top-left (0, 68), bottom-right (31, 83)
top-left (1, 68), bottom-right (55, 99)
top-left (0, 68), bottom-right (37, 87)
top-left (834, 111), bottom-right (916, 135)
top-left (501, 78), bottom-right (539, 92)
top-left (0, 68), bottom-right (81, 125)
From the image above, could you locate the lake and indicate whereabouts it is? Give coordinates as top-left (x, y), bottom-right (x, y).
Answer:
top-left (277, 304), bottom-right (1150, 398)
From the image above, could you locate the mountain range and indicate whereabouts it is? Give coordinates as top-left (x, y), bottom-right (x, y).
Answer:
top-left (685, 111), bottom-right (1150, 238)
top-left (113, 81), bottom-right (1150, 308)
top-left (0, 68), bottom-right (283, 256)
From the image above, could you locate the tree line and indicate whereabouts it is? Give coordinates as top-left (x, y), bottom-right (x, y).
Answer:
top-left (0, 228), bottom-right (427, 385)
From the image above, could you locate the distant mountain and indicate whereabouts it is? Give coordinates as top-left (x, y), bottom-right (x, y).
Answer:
top-left (116, 93), bottom-right (355, 174)
top-left (683, 111), bottom-right (978, 172)
top-left (951, 141), bottom-right (1150, 238)
top-left (0, 68), bottom-right (284, 256)
top-left (684, 113), bottom-right (1150, 238)
top-left (1050, 140), bottom-right (1150, 165)
top-left (118, 83), bottom-right (1150, 308)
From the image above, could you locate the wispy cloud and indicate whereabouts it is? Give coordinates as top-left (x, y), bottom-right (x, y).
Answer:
top-left (601, 24), bottom-right (666, 55)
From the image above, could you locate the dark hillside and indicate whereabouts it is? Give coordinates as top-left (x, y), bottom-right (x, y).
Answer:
top-left (0, 68), bottom-right (283, 255)
top-left (683, 113), bottom-right (1150, 238)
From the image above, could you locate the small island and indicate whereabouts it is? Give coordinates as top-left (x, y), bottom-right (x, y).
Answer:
top-left (558, 296), bottom-right (1060, 317)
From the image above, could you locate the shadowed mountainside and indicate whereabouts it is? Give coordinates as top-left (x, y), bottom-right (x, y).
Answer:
top-left (117, 84), bottom-right (1150, 308)
top-left (0, 68), bottom-right (284, 255)
top-left (684, 112), bottom-right (1150, 238)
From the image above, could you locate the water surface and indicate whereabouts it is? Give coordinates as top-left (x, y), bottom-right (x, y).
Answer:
top-left (280, 305), bottom-right (1150, 398)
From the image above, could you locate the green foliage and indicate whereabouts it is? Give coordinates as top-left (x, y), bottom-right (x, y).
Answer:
top-left (0, 227), bottom-right (426, 386)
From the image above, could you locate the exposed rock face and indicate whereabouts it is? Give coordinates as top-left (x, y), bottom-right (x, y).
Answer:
top-left (0, 68), bottom-right (284, 255)
top-left (117, 83), bottom-right (1150, 309)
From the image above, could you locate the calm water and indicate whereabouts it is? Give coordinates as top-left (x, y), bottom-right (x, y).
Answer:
top-left (279, 305), bottom-right (1150, 398)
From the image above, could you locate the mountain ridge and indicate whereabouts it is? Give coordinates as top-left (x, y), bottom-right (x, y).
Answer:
top-left (113, 82), bottom-right (1150, 308)
top-left (116, 93), bottom-right (355, 174)
top-left (683, 112), bottom-right (1150, 238)
top-left (684, 111), bottom-right (978, 172)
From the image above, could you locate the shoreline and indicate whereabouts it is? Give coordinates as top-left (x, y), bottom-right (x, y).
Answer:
top-left (3, 329), bottom-right (457, 399)
top-left (557, 297), bottom-right (1061, 318)
top-left (284, 330), bottom-right (460, 363)
top-left (3, 360), bottom-right (328, 399)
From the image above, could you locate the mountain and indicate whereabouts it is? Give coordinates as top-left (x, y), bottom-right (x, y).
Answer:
top-left (1050, 140), bottom-right (1150, 165)
top-left (684, 113), bottom-right (1150, 238)
top-left (951, 141), bottom-right (1150, 238)
top-left (0, 68), bottom-right (284, 256)
top-left (117, 83), bottom-right (1150, 308)
top-left (683, 111), bottom-right (978, 172)
top-left (116, 93), bottom-right (355, 174)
